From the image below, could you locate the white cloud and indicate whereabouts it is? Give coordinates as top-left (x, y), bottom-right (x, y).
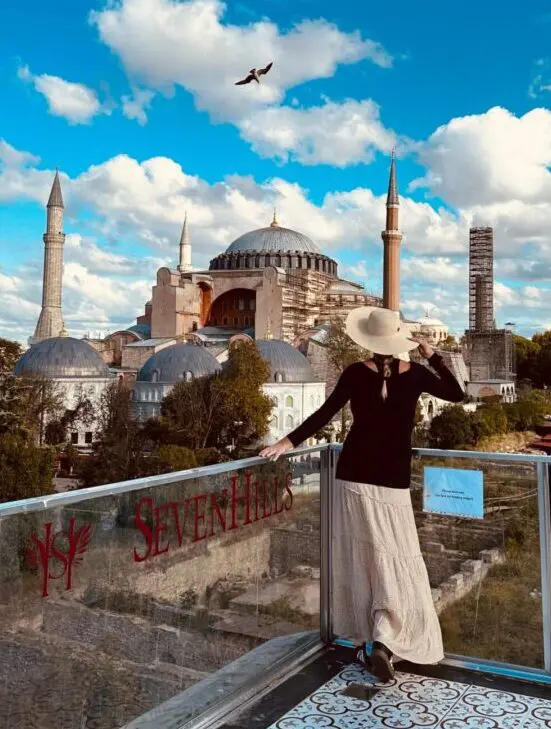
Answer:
top-left (121, 87), bottom-right (156, 125)
top-left (17, 64), bottom-right (108, 125)
top-left (0, 140), bottom-right (40, 168)
top-left (90, 0), bottom-right (397, 162)
top-left (91, 0), bottom-right (393, 121)
top-left (401, 257), bottom-right (466, 284)
top-left (412, 106), bottom-right (551, 208)
top-left (65, 234), bottom-right (165, 276)
top-left (240, 98), bottom-right (398, 166)
top-left (2, 126), bottom-right (551, 340)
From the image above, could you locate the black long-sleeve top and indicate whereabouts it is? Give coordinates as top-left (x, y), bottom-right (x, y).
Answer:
top-left (288, 353), bottom-right (465, 488)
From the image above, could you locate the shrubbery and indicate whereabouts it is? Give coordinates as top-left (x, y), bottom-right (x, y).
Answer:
top-left (427, 392), bottom-right (549, 450)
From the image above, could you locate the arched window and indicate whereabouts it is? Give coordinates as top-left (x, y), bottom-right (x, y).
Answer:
top-left (285, 395), bottom-right (294, 408)
top-left (286, 414), bottom-right (294, 428)
top-left (184, 371), bottom-right (193, 382)
top-left (270, 415), bottom-right (279, 429)
top-left (275, 372), bottom-right (284, 383)
top-left (427, 401), bottom-right (434, 419)
top-left (151, 369), bottom-right (159, 383)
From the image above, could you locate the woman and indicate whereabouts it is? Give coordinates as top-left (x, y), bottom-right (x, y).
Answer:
top-left (260, 307), bottom-right (464, 682)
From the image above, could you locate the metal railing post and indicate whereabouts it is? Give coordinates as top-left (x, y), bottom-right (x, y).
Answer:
top-left (537, 462), bottom-right (551, 673)
top-left (320, 445), bottom-right (335, 644)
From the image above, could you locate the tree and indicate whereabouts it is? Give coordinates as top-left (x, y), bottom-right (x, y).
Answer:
top-left (0, 338), bottom-right (24, 436)
top-left (160, 340), bottom-right (273, 456)
top-left (514, 332), bottom-right (551, 389)
top-left (323, 318), bottom-right (370, 440)
top-left (503, 398), bottom-right (545, 432)
top-left (79, 381), bottom-right (144, 487)
top-left (429, 406), bottom-right (480, 450)
top-left (440, 335), bottom-right (458, 351)
top-left (0, 434), bottom-right (55, 503)
top-left (44, 395), bottom-right (96, 446)
top-left (143, 445), bottom-right (198, 476)
top-left (475, 402), bottom-right (509, 439)
top-left (221, 340), bottom-right (273, 453)
top-left (161, 376), bottom-right (227, 450)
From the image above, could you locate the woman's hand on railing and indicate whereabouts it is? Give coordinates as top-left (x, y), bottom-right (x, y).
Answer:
top-left (259, 437), bottom-right (293, 462)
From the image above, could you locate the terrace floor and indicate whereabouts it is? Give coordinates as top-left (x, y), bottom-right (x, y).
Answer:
top-left (220, 646), bottom-right (551, 729)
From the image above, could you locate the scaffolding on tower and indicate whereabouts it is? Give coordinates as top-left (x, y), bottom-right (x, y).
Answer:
top-left (469, 227), bottom-right (494, 332)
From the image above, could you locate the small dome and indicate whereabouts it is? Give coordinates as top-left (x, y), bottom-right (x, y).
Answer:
top-left (138, 343), bottom-right (221, 383)
top-left (418, 316), bottom-right (446, 327)
top-left (127, 323), bottom-right (151, 340)
top-left (225, 222), bottom-right (320, 255)
top-left (15, 337), bottom-right (110, 379)
top-left (256, 339), bottom-right (317, 383)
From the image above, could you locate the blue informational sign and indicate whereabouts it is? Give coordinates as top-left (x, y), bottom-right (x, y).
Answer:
top-left (423, 467), bottom-right (484, 519)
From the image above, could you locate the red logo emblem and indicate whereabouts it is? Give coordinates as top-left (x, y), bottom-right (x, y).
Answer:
top-left (25, 518), bottom-right (93, 598)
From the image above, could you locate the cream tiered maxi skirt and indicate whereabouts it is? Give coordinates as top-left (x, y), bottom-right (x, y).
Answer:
top-left (332, 479), bottom-right (444, 665)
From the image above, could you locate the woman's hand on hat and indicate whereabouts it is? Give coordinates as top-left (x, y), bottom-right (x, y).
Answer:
top-left (408, 336), bottom-right (434, 360)
top-left (260, 437), bottom-right (293, 462)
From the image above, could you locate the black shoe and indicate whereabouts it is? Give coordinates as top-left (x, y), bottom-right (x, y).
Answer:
top-left (371, 642), bottom-right (394, 682)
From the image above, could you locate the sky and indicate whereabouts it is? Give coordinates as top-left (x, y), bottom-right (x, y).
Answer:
top-left (1, 0), bottom-right (551, 343)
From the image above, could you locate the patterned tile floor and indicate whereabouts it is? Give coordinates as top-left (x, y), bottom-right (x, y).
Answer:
top-left (266, 665), bottom-right (551, 729)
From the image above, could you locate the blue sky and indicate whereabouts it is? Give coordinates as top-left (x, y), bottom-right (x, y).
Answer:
top-left (1, 0), bottom-right (551, 342)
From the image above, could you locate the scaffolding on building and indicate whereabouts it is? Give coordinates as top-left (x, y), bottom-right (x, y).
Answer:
top-left (469, 227), bottom-right (494, 332)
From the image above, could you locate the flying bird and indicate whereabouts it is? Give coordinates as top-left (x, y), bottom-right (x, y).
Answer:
top-left (235, 62), bottom-right (273, 86)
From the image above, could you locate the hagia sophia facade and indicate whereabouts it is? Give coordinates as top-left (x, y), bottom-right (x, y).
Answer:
top-left (14, 159), bottom-right (467, 448)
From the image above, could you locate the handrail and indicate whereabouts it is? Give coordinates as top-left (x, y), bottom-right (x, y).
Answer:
top-left (1, 443), bottom-right (549, 518)
top-left (0, 444), bottom-right (324, 518)
top-left (329, 442), bottom-right (551, 464)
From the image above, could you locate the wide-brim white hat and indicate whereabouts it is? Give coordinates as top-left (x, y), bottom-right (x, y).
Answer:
top-left (345, 306), bottom-right (418, 356)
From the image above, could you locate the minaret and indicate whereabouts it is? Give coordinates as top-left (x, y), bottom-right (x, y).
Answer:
top-left (177, 211), bottom-right (191, 273)
top-left (381, 149), bottom-right (403, 311)
top-left (30, 170), bottom-right (66, 344)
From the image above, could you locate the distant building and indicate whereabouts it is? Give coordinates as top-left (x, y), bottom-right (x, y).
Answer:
top-left (462, 226), bottom-right (515, 385)
top-left (132, 343), bottom-right (222, 422)
top-left (466, 380), bottom-right (516, 404)
top-left (30, 172), bottom-right (67, 345)
top-left (132, 336), bottom-right (325, 446)
top-left (14, 337), bottom-right (113, 447)
top-left (415, 313), bottom-right (450, 346)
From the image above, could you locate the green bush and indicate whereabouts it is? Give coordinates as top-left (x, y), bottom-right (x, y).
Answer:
top-left (428, 406), bottom-right (479, 450)
top-left (0, 434), bottom-right (55, 503)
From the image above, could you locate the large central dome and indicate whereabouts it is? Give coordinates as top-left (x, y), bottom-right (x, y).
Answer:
top-left (225, 218), bottom-right (320, 255)
top-left (209, 213), bottom-right (336, 275)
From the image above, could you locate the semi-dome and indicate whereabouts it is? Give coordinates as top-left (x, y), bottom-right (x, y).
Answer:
top-left (138, 343), bottom-right (221, 383)
top-left (256, 339), bottom-right (317, 383)
top-left (14, 337), bottom-right (110, 379)
top-left (225, 216), bottom-right (320, 255)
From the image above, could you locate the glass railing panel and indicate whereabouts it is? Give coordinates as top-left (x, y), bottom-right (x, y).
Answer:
top-left (411, 452), bottom-right (543, 669)
top-left (0, 452), bottom-right (321, 729)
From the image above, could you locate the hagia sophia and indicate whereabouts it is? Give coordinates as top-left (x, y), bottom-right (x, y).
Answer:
top-left (14, 157), bottom-right (491, 449)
